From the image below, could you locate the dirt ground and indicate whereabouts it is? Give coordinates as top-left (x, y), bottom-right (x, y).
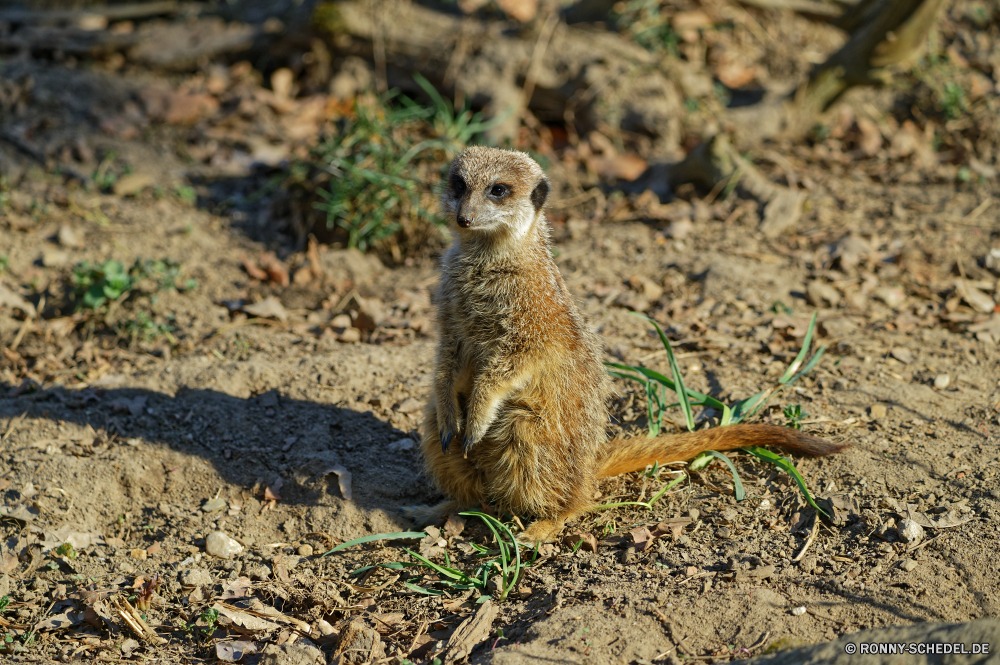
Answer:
top-left (1, 0), bottom-right (999, 663)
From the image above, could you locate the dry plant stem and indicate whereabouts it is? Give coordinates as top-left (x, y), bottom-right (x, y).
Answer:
top-left (0, 1), bottom-right (189, 23)
top-left (792, 514), bottom-right (821, 562)
top-left (674, 0), bottom-right (951, 195)
top-left (520, 11), bottom-right (561, 123)
top-left (785, 0), bottom-right (952, 135)
top-left (370, 0), bottom-right (388, 94)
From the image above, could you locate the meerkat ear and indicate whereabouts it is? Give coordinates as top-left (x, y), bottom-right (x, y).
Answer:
top-left (530, 177), bottom-right (549, 212)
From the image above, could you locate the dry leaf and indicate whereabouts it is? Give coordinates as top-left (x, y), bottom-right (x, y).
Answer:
top-left (265, 478), bottom-right (283, 501)
top-left (241, 255), bottom-right (268, 280)
top-left (563, 531), bottom-right (598, 552)
top-left (213, 603), bottom-right (281, 632)
top-left (443, 514), bottom-right (466, 539)
top-left (217, 641), bottom-right (258, 662)
top-left (323, 465), bottom-right (352, 500)
top-left (630, 526), bottom-right (653, 551)
top-left (243, 297), bottom-right (288, 322)
top-left (444, 600), bottom-right (497, 663)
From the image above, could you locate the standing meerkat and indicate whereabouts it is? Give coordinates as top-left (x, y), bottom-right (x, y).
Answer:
top-left (406, 146), bottom-right (845, 543)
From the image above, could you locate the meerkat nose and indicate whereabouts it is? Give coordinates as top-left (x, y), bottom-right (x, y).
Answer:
top-left (457, 214), bottom-right (473, 228)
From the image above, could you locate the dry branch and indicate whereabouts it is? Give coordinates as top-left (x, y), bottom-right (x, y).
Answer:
top-left (323, 0), bottom-right (682, 142)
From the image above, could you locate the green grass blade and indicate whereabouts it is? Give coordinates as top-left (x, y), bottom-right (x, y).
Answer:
top-left (404, 581), bottom-right (444, 595)
top-left (720, 404), bottom-right (733, 426)
top-left (403, 548), bottom-right (465, 582)
top-left (745, 446), bottom-right (829, 518)
top-left (646, 473), bottom-right (686, 507)
top-left (704, 451), bottom-right (746, 501)
top-left (787, 346), bottom-right (827, 386)
top-left (689, 452), bottom-right (713, 470)
top-left (780, 312), bottom-right (817, 384)
top-left (323, 531), bottom-right (426, 555)
top-left (638, 314), bottom-right (695, 432)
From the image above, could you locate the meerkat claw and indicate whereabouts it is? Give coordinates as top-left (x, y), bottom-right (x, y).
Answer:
top-left (461, 433), bottom-right (478, 457)
top-left (440, 429), bottom-right (454, 453)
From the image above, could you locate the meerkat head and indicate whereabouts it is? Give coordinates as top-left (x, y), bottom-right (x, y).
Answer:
top-left (441, 146), bottom-right (549, 240)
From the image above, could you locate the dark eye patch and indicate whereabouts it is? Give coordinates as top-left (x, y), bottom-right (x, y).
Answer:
top-left (452, 175), bottom-right (467, 195)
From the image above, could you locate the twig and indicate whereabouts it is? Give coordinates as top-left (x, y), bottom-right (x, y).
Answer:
top-left (0, 1), bottom-right (191, 23)
top-left (792, 514), bottom-right (820, 562)
top-left (0, 412), bottom-right (28, 446)
top-left (520, 10), bottom-right (561, 123)
top-left (370, 0), bottom-right (388, 94)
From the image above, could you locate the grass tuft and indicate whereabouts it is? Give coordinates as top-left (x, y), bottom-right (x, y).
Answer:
top-left (607, 312), bottom-right (828, 513)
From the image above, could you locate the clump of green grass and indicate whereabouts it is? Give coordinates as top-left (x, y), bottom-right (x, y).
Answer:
top-left (92, 150), bottom-right (131, 192)
top-left (71, 258), bottom-right (196, 311)
top-left (69, 258), bottom-right (195, 346)
top-left (612, 0), bottom-right (680, 54)
top-left (306, 75), bottom-right (506, 254)
top-left (607, 312), bottom-right (828, 515)
top-left (327, 514), bottom-right (533, 603)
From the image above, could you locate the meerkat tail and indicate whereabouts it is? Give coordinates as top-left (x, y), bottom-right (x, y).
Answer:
top-left (598, 424), bottom-right (846, 478)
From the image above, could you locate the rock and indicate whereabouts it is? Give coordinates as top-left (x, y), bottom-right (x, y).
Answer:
top-left (933, 373), bottom-right (950, 389)
top-left (395, 398), bottom-right (423, 414)
top-left (869, 404), bottom-right (887, 419)
top-left (387, 437), bottom-right (416, 452)
top-left (900, 558), bottom-right (919, 572)
top-left (338, 327), bottom-right (361, 343)
top-left (830, 233), bottom-right (870, 272)
top-left (799, 557), bottom-right (817, 574)
top-left (319, 248), bottom-right (384, 287)
top-left (790, 606), bottom-right (807, 616)
top-left (896, 518), bottom-right (925, 544)
top-left (741, 618), bottom-right (1000, 664)
top-left (297, 544), bottom-right (314, 557)
top-left (164, 92), bottom-right (220, 126)
top-left (628, 275), bottom-right (663, 302)
top-left (179, 568), bottom-right (213, 587)
top-left (889, 347), bottom-right (914, 364)
top-left (245, 563), bottom-right (271, 581)
top-left (205, 531), bottom-right (244, 558)
top-left (40, 249), bottom-right (70, 267)
top-left (112, 173), bottom-right (154, 197)
top-left (129, 548), bottom-right (147, 560)
top-left (334, 619), bottom-right (385, 664)
top-left (259, 642), bottom-right (324, 665)
top-left (873, 286), bottom-right (906, 309)
top-left (57, 225), bottom-right (82, 248)
top-left (806, 280), bottom-right (841, 308)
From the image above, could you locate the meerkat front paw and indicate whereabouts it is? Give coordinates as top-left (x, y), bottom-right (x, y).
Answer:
top-left (516, 517), bottom-right (566, 545)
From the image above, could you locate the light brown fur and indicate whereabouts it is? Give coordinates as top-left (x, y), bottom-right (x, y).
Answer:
top-left (404, 146), bottom-right (846, 543)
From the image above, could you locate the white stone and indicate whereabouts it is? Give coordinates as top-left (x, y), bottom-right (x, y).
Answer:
top-left (206, 531), bottom-right (244, 558)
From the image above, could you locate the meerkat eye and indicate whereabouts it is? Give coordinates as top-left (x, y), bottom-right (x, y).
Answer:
top-left (489, 184), bottom-right (509, 198)
top-left (452, 176), bottom-right (467, 195)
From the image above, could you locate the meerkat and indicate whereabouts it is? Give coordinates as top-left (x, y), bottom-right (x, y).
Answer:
top-left (404, 146), bottom-right (845, 543)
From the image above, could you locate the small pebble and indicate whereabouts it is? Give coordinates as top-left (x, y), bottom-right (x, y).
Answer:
top-left (297, 544), bottom-right (314, 557)
top-left (791, 606), bottom-right (807, 616)
top-left (933, 374), bottom-right (950, 389)
top-left (206, 531), bottom-right (244, 558)
top-left (896, 518), bottom-right (925, 544)
top-left (179, 568), bottom-right (213, 587)
top-left (870, 404), bottom-right (887, 419)
top-left (900, 559), bottom-right (919, 572)
top-left (129, 548), bottom-right (147, 560)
